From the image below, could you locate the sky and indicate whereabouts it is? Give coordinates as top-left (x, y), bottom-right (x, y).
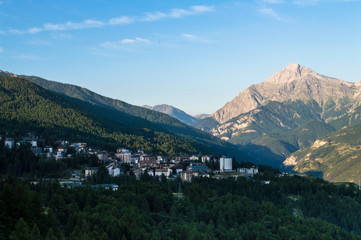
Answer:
top-left (0, 0), bottom-right (360, 115)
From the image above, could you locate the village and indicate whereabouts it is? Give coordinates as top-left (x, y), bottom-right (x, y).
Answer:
top-left (2, 134), bottom-right (262, 189)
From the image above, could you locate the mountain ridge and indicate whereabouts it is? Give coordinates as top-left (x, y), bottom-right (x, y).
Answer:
top-left (211, 63), bottom-right (357, 124)
top-left (143, 104), bottom-right (198, 125)
top-left (194, 63), bottom-right (361, 167)
top-left (0, 71), bottom-right (251, 160)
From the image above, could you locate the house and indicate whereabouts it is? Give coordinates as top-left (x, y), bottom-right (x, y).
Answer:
top-left (238, 167), bottom-right (259, 175)
top-left (186, 163), bottom-right (209, 173)
top-left (44, 146), bottom-right (53, 153)
top-left (201, 155), bottom-right (211, 163)
top-left (173, 164), bottom-right (183, 174)
top-left (85, 167), bottom-right (99, 177)
top-left (71, 143), bottom-right (87, 153)
top-left (106, 163), bottom-right (121, 177)
top-left (176, 156), bottom-right (189, 162)
top-left (31, 147), bottom-right (43, 156)
top-left (97, 151), bottom-right (109, 162)
top-left (155, 168), bottom-right (172, 177)
top-left (180, 171), bottom-right (199, 182)
top-left (91, 184), bottom-right (119, 191)
top-left (4, 138), bottom-right (14, 149)
top-left (131, 154), bottom-right (140, 164)
top-left (157, 156), bottom-right (167, 163)
top-left (140, 154), bottom-right (150, 162)
top-left (133, 169), bottom-right (142, 180)
top-left (190, 155), bottom-right (199, 161)
top-left (22, 135), bottom-right (38, 147)
top-left (56, 146), bottom-right (67, 160)
top-left (116, 148), bottom-right (131, 163)
top-left (246, 168), bottom-right (258, 175)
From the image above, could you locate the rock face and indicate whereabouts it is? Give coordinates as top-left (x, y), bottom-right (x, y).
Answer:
top-left (212, 63), bottom-right (356, 124)
top-left (143, 104), bottom-right (199, 125)
top-left (194, 63), bottom-right (361, 167)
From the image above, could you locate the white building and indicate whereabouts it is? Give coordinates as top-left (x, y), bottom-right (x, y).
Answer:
top-left (180, 171), bottom-right (199, 182)
top-left (85, 167), bottom-right (99, 177)
top-left (201, 155), bottom-right (211, 163)
top-left (4, 138), bottom-right (14, 149)
top-left (107, 164), bottom-right (121, 177)
top-left (220, 157), bottom-right (232, 172)
top-left (238, 167), bottom-right (259, 175)
top-left (155, 168), bottom-right (172, 177)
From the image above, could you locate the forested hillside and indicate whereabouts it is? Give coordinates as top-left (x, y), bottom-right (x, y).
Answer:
top-left (284, 123), bottom-right (361, 183)
top-left (0, 76), bottom-right (248, 158)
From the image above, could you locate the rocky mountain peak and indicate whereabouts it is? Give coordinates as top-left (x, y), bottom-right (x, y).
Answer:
top-left (211, 63), bottom-right (356, 124)
top-left (264, 63), bottom-right (316, 84)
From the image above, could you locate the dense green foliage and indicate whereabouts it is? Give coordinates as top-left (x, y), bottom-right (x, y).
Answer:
top-left (0, 141), bottom-right (99, 178)
top-left (289, 122), bottom-right (361, 183)
top-left (22, 74), bottom-right (246, 159)
top-left (2, 172), bottom-right (361, 239)
top-left (0, 76), bottom-right (249, 158)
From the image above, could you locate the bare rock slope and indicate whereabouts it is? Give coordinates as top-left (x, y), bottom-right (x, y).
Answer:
top-left (212, 63), bottom-right (357, 124)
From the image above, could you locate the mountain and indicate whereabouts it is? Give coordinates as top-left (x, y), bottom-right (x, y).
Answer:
top-left (284, 123), bottom-right (361, 183)
top-left (0, 74), bottom-right (251, 159)
top-left (195, 63), bottom-right (361, 167)
top-left (4, 72), bottom-right (242, 156)
top-left (193, 113), bottom-right (211, 120)
top-left (143, 104), bottom-right (198, 125)
top-left (211, 63), bottom-right (357, 124)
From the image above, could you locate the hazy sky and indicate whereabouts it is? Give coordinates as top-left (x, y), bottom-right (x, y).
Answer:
top-left (1, 0), bottom-right (360, 115)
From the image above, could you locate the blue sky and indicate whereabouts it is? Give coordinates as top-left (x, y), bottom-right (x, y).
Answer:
top-left (0, 0), bottom-right (360, 115)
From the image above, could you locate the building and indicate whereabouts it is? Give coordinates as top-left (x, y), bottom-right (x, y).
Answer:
top-left (106, 163), bottom-right (121, 177)
top-left (116, 148), bottom-right (131, 163)
top-left (186, 163), bottom-right (209, 173)
top-left (173, 164), bottom-right (183, 174)
top-left (201, 155), bottom-right (212, 163)
top-left (131, 154), bottom-right (140, 164)
top-left (4, 138), bottom-right (14, 149)
top-left (97, 151), bottom-right (109, 162)
top-left (155, 168), bottom-right (172, 177)
top-left (31, 147), bottom-right (43, 156)
top-left (133, 169), bottom-right (142, 180)
top-left (220, 157), bottom-right (232, 172)
top-left (140, 154), bottom-right (150, 162)
top-left (181, 171), bottom-right (199, 181)
top-left (238, 167), bottom-right (259, 175)
top-left (85, 167), bottom-right (99, 177)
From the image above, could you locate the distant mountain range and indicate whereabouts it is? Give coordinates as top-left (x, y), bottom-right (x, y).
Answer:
top-left (143, 104), bottom-right (199, 125)
top-left (0, 71), bottom-right (251, 160)
top-left (194, 63), bottom-right (361, 168)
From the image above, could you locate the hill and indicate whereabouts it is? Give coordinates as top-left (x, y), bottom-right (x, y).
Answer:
top-left (0, 75), bottom-right (250, 158)
top-left (284, 122), bottom-right (361, 183)
top-left (143, 104), bottom-right (198, 125)
top-left (15, 73), bottom-right (240, 155)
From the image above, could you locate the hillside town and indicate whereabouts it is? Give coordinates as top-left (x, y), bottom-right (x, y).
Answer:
top-left (2, 134), bottom-right (260, 186)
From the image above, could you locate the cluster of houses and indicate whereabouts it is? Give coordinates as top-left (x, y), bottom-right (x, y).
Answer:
top-left (3, 134), bottom-right (260, 183)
